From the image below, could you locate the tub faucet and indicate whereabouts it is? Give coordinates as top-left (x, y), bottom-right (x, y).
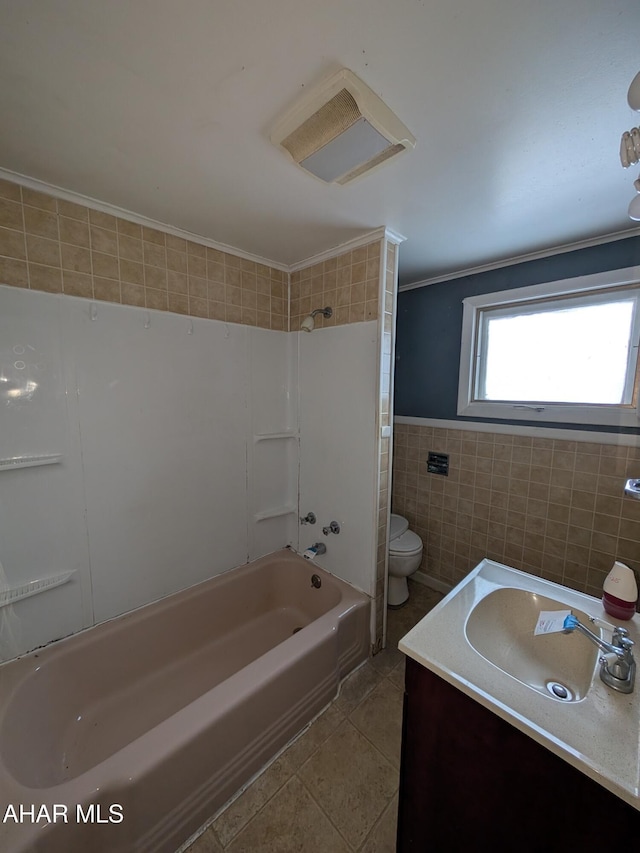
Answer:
top-left (563, 614), bottom-right (635, 694)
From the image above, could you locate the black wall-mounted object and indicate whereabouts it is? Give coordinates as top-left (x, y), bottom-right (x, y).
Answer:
top-left (427, 452), bottom-right (449, 476)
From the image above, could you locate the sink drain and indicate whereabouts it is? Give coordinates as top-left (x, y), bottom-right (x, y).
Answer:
top-left (545, 681), bottom-right (574, 702)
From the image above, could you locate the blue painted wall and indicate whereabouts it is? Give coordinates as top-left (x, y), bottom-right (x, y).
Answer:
top-left (394, 235), bottom-right (640, 434)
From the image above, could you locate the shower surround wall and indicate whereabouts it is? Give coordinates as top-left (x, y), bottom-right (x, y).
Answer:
top-left (0, 285), bottom-right (297, 660)
top-left (0, 175), bottom-right (396, 658)
top-left (294, 238), bottom-right (398, 646)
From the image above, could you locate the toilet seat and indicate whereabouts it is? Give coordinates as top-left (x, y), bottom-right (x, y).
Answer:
top-left (389, 528), bottom-right (422, 556)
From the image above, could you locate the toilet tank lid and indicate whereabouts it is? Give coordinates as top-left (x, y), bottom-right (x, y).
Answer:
top-left (390, 513), bottom-right (409, 541)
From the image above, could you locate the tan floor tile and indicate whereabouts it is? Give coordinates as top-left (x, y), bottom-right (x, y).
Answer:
top-left (186, 826), bottom-right (225, 853)
top-left (213, 754), bottom-right (295, 846)
top-left (283, 702), bottom-right (344, 771)
top-left (370, 644), bottom-right (404, 676)
top-left (386, 583), bottom-right (442, 648)
top-left (388, 658), bottom-right (406, 691)
top-left (298, 720), bottom-right (397, 849)
top-left (386, 602), bottom-right (423, 636)
top-left (226, 776), bottom-right (350, 853)
top-left (334, 661), bottom-right (382, 715)
top-left (360, 794), bottom-right (398, 853)
top-left (349, 679), bottom-right (404, 768)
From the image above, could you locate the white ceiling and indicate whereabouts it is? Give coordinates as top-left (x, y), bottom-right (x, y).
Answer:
top-left (1, 0), bottom-right (639, 286)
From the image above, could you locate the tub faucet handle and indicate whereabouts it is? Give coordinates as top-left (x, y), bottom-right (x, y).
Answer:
top-left (300, 512), bottom-right (316, 525)
top-left (322, 521), bottom-right (340, 535)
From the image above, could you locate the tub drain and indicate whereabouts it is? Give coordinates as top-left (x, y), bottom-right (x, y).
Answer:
top-left (545, 681), bottom-right (574, 702)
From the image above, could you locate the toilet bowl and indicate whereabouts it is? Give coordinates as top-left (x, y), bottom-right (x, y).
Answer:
top-left (388, 513), bottom-right (424, 608)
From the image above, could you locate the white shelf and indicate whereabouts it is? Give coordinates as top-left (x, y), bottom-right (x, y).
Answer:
top-left (253, 432), bottom-right (299, 443)
top-left (0, 454), bottom-right (63, 471)
top-left (254, 506), bottom-right (297, 522)
top-left (0, 570), bottom-right (75, 608)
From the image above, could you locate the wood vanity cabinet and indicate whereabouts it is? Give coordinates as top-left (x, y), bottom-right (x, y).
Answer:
top-left (397, 656), bottom-right (640, 852)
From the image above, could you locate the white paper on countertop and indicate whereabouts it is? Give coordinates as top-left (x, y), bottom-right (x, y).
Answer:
top-left (534, 609), bottom-right (572, 635)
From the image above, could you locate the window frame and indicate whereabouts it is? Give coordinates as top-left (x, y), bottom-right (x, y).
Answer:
top-left (457, 266), bottom-right (640, 427)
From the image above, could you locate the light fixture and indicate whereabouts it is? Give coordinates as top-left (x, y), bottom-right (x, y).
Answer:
top-left (620, 127), bottom-right (640, 168)
top-left (629, 177), bottom-right (640, 220)
top-left (628, 71), bottom-right (640, 112)
top-left (619, 70), bottom-right (640, 220)
top-left (270, 69), bottom-right (415, 185)
top-left (301, 306), bottom-right (332, 332)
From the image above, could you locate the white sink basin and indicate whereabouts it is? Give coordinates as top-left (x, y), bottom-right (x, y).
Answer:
top-left (465, 587), bottom-right (599, 701)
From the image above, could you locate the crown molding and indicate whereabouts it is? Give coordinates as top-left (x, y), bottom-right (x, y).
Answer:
top-left (288, 226), bottom-right (406, 272)
top-left (0, 168), bottom-right (291, 272)
top-left (1, 169), bottom-right (409, 278)
top-left (288, 227), bottom-right (386, 272)
top-left (382, 227), bottom-right (406, 246)
top-left (399, 227), bottom-right (640, 291)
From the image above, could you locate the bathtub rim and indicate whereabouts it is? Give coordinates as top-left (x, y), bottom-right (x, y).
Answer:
top-left (0, 546), bottom-right (368, 673)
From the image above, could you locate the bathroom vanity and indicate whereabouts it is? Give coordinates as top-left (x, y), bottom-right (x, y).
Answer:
top-left (397, 657), bottom-right (639, 850)
top-left (397, 559), bottom-right (640, 851)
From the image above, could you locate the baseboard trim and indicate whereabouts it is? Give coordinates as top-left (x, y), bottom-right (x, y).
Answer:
top-left (412, 571), bottom-right (453, 596)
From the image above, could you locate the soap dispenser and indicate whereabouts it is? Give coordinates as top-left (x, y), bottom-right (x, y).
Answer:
top-left (602, 560), bottom-right (638, 621)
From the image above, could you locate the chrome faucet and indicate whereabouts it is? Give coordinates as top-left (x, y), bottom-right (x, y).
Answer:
top-left (563, 614), bottom-right (635, 694)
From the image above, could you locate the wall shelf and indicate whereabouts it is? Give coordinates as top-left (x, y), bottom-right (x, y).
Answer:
top-left (0, 454), bottom-right (63, 472)
top-left (0, 570), bottom-right (75, 608)
top-left (254, 506), bottom-right (297, 522)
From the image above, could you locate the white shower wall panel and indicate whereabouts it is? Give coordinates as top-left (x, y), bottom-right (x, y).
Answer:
top-left (0, 287), bottom-right (303, 660)
top-left (248, 328), bottom-right (299, 559)
top-left (68, 301), bottom-right (250, 623)
top-left (298, 321), bottom-right (379, 597)
top-left (249, 327), bottom-right (297, 436)
top-left (0, 287), bottom-right (92, 659)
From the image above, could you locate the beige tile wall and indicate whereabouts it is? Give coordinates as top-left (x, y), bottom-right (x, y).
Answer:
top-left (392, 423), bottom-right (640, 599)
top-left (290, 241), bottom-right (381, 332)
top-left (0, 179), bottom-right (287, 330)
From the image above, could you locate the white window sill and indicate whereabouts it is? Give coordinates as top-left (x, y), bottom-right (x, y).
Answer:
top-left (457, 400), bottom-right (640, 428)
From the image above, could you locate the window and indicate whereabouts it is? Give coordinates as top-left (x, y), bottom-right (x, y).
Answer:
top-left (457, 267), bottom-right (640, 427)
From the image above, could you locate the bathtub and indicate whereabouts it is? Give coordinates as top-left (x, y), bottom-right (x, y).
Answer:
top-left (0, 548), bottom-right (370, 853)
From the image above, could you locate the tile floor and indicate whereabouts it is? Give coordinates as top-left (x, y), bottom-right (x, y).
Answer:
top-left (185, 580), bottom-right (443, 853)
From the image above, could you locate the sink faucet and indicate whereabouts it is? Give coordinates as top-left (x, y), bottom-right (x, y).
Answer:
top-left (563, 614), bottom-right (635, 694)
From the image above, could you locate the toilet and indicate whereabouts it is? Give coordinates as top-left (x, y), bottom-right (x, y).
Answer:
top-left (388, 513), bottom-right (424, 608)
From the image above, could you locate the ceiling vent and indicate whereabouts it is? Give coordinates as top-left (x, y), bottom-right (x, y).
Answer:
top-left (270, 69), bottom-right (416, 185)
